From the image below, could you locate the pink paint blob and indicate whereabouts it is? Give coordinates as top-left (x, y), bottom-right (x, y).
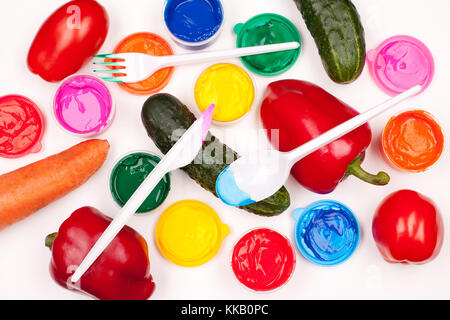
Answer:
top-left (54, 75), bottom-right (114, 136)
top-left (200, 104), bottom-right (215, 142)
top-left (367, 35), bottom-right (434, 96)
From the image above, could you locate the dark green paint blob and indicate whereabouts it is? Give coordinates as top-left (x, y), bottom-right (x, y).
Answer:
top-left (110, 152), bottom-right (171, 214)
top-left (234, 13), bottom-right (301, 76)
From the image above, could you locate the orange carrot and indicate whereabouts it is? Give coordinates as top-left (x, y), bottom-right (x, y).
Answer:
top-left (0, 139), bottom-right (110, 230)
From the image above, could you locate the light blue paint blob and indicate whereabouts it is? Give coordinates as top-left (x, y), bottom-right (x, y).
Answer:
top-left (216, 167), bottom-right (255, 206)
top-left (293, 200), bottom-right (360, 266)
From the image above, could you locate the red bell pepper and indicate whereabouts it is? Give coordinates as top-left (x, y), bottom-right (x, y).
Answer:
top-left (45, 206), bottom-right (156, 300)
top-left (372, 190), bottom-right (444, 264)
top-left (260, 79), bottom-right (389, 194)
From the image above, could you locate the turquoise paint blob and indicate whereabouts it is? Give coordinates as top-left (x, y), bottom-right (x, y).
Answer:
top-left (216, 167), bottom-right (255, 206)
top-left (293, 200), bottom-right (360, 266)
top-left (164, 0), bottom-right (223, 44)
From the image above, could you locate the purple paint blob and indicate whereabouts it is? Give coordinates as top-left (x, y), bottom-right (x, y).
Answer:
top-left (54, 75), bottom-right (114, 136)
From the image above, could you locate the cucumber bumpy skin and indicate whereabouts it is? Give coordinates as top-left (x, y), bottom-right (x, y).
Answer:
top-left (141, 93), bottom-right (291, 217)
top-left (294, 0), bottom-right (366, 84)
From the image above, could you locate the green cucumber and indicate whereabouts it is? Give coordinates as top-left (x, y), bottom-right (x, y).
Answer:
top-left (294, 0), bottom-right (366, 84)
top-left (141, 93), bottom-right (291, 217)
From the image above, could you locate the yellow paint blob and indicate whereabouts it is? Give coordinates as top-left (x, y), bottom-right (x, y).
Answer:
top-left (155, 200), bottom-right (230, 267)
top-left (195, 63), bottom-right (255, 123)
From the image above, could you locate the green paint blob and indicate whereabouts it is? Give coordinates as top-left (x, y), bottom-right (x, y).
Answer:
top-left (234, 13), bottom-right (301, 76)
top-left (110, 152), bottom-right (171, 214)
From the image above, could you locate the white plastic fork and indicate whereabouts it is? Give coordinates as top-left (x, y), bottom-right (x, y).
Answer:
top-left (70, 105), bottom-right (215, 284)
top-left (93, 41), bottom-right (300, 83)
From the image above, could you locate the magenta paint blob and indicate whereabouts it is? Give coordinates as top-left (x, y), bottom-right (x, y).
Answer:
top-left (367, 35), bottom-right (434, 96)
top-left (53, 75), bottom-right (114, 136)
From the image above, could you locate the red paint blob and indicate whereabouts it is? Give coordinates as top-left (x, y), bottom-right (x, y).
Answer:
top-left (0, 95), bottom-right (44, 158)
top-left (231, 228), bottom-right (295, 292)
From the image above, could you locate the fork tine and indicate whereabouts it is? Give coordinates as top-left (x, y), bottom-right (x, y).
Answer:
top-left (93, 62), bottom-right (125, 67)
top-left (101, 76), bottom-right (125, 83)
top-left (93, 53), bottom-right (124, 59)
top-left (93, 69), bottom-right (125, 74)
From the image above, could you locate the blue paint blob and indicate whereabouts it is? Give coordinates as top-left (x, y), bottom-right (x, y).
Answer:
top-left (164, 0), bottom-right (224, 44)
top-left (216, 167), bottom-right (255, 206)
top-left (293, 200), bottom-right (359, 266)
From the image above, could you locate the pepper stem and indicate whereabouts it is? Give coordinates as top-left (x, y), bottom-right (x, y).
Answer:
top-left (346, 153), bottom-right (390, 185)
top-left (45, 233), bottom-right (58, 250)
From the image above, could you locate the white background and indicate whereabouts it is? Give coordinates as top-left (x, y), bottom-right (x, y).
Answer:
top-left (0, 0), bottom-right (449, 300)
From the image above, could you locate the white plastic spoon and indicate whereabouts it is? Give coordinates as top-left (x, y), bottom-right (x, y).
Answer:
top-left (216, 85), bottom-right (422, 206)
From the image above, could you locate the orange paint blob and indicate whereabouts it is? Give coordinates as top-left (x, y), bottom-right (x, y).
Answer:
top-left (113, 32), bottom-right (174, 95)
top-left (382, 110), bottom-right (444, 172)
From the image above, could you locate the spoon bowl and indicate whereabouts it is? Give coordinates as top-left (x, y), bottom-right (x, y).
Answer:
top-left (217, 150), bottom-right (291, 206)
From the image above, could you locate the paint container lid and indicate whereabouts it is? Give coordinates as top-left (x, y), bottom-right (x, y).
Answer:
top-left (231, 228), bottom-right (296, 292)
top-left (381, 109), bottom-right (444, 172)
top-left (0, 95), bottom-right (45, 158)
top-left (163, 0), bottom-right (224, 50)
top-left (194, 63), bottom-right (255, 125)
top-left (109, 152), bottom-right (171, 214)
top-left (155, 200), bottom-right (230, 267)
top-left (293, 200), bottom-right (360, 266)
top-left (367, 35), bottom-right (434, 96)
top-left (53, 74), bottom-right (115, 137)
top-left (234, 13), bottom-right (301, 76)
top-left (112, 32), bottom-right (174, 94)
